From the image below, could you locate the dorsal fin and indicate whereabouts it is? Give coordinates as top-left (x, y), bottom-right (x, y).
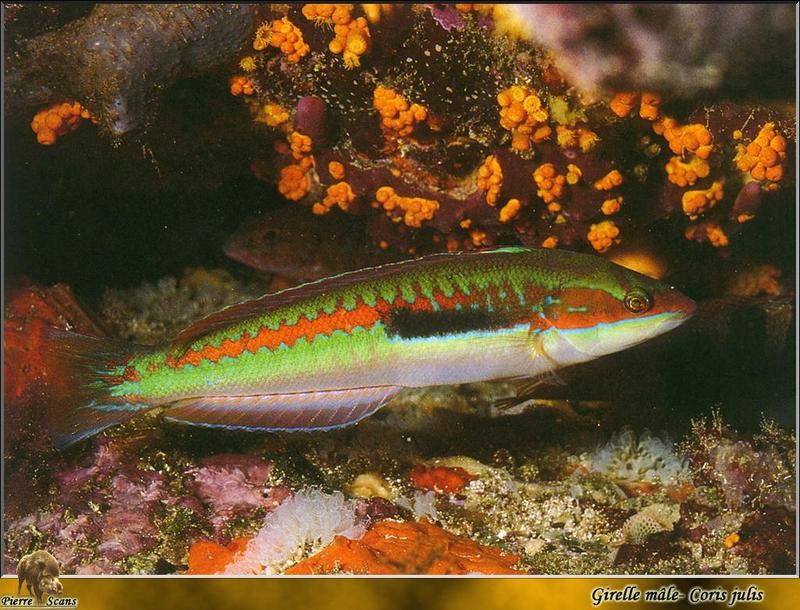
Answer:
top-left (170, 249), bottom-right (518, 349)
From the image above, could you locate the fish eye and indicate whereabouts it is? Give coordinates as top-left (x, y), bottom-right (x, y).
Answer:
top-left (623, 288), bottom-right (653, 314)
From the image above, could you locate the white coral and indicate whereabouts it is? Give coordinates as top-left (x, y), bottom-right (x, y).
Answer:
top-left (395, 490), bottom-right (439, 521)
top-left (583, 429), bottom-right (690, 485)
top-left (224, 488), bottom-right (366, 575)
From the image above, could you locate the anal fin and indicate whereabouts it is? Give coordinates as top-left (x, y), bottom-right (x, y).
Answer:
top-left (163, 386), bottom-right (403, 431)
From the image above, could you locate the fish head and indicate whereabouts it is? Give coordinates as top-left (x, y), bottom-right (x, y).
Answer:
top-left (541, 258), bottom-right (696, 360)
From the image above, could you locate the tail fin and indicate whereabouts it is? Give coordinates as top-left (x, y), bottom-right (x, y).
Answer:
top-left (43, 330), bottom-right (154, 449)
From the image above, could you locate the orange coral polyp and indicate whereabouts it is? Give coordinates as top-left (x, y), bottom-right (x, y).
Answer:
top-left (31, 101), bottom-right (93, 146)
top-left (314, 181), bottom-right (357, 215)
top-left (654, 118), bottom-right (714, 159)
top-left (566, 163), bottom-right (582, 185)
top-left (685, 221), bottom-right (729, 248)
top-left (278, 164), bottom-right (311, 200)
top-left (373, 86), bottom-right (427, 139)
top-left (289, 131), bottom-right (313, 160)
top-left (639, 92), bottom-right (661, 120)
top-left (541, 236), bottom-right (559, 249)
top-left (681, 180), bottom-right (724, 220)
top-left (587, 220), bottom-right (621, 253)
top-left (302, 4), bottom-right (337, 22)
top-left (328, 161), bottom-right (346, 180)
top-left (341, 17), bottom-right (371, 68)
top-left (375, 186), bottom-right (438, 227)
top-left (230, 75), bottom-right (255, 96)
top-left (477, 155), bottom-right (503, 205)
top-left (470, 228), bottom-right (489, 246)
top-left (304, 4), bottom-right (355, 25)
top-left (593, 170), bottom-right (623, 191)
top-left (601, 196), bottom-right (623, 216)
top-left (555, 125), bottom-right (599, 152)
top-left (609, 92), bottom-right (639, 118)
top-left (498, 198), bottom-right (521, 223)
top-left (266, 17), bottom-right (310, 63)
top-left (533, 163), bottom-right (566, 204)
top-left (306, 4), bottom-right (370, 68)
top-left (610, 91), bottom-right (661, 120)
top-left (258, 102), bottom-right (290, 128)
top-left (497, 85), bottom-right (551, 151)
top-left (735, 123), bottom-right (787, 190)
top-left (665, 156), bottom-right (711, 187)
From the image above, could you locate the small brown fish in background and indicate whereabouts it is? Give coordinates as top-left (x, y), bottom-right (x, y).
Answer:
top-left (224, 207), bottom-right (394, 283)
top-left (16, 550), bottom-right (63, 604)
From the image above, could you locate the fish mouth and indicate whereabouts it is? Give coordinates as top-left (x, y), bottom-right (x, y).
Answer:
top-left (661, 287), bottom-right (697, 320)
top-left (557, 309), bottom-right (694, 359)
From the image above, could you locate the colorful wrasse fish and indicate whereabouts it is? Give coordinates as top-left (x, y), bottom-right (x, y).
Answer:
top-left (46, 247), bottom-right (695, 448)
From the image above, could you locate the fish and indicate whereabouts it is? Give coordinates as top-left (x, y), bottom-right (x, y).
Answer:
top-left (45, 247), bottom-right (696, 448)
top-left (224, 209), bottom-right (389, 282)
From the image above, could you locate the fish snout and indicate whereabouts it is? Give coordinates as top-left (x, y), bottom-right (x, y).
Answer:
top-left (657, 285), bottom-right (697, 321)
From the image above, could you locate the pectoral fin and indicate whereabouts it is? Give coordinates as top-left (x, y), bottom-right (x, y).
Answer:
top-left (163, 386), bottom-right (403, 431)
top-left (494, 372), bottom-right (566, 412)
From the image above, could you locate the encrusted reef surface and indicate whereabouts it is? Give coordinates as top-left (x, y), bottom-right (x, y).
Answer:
top-left (211, 4), bottom-right (796, 264)
top-left (5, 4), bottom-right (259, 137)
top-left (7, 4), bottom-right (796, 274)
top-left (2, 3), bottom-right (796, 577)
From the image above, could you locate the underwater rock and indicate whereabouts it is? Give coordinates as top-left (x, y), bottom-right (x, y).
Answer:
top-left (502, 4), bottom-right (796, 99)
top-left (286, 518), bottom-right (524, 575)
top-left (2, 3), bottom-right (93, 41)
top-left (5, 4), bottom-right (259, 136)
top-left (10, 3), bottom-right (796, 274)
top-left (188, 454), bottom-right (282, 535)
top-left (216, 4), bottom-right (795, 265)
top-left (734, 507), bottom-right (796, 574)
top-left (3, 394), bottom-right (796, 575)
top-left (100, 268), bottom-right (267, 345)
top-left (354, 497), bottom-right (401, 525)
top-left (681, 413), bottom-right (796, 513)
top-left (613, 531), bottom-right (683, 569)
top-left (295, 96), bottom-right (329, 148)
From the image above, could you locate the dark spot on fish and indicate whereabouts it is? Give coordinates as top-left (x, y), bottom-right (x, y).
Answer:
top-left (386, 308), bottom-right (510, 339)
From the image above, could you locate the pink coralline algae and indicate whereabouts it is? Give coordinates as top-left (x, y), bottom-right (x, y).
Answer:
top-left (188, 454), bottom-right (287, 534)
top-left (3, 429), bottom-right (291, 574)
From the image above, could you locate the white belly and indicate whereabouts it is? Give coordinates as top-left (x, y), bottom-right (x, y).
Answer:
top-left (386, 324), bottom-right (579, 387)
